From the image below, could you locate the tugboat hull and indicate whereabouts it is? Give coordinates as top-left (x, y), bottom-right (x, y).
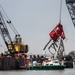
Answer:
top-left (29, 65), bottom-right (66, 70)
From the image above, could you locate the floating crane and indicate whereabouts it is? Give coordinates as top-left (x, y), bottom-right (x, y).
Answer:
top-left (0, 5), bottom-right (28, 54)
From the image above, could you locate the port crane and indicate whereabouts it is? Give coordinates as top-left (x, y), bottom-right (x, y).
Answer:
top-left (0, 5), bottom-right (28, 54)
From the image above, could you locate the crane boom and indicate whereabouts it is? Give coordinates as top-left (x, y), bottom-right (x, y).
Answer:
top-left (0, 11), bottom-right (14, 52)
top-left (0, 7), bottom-right (28, 54)
top-left (66, 0), bottom-right (75, 27)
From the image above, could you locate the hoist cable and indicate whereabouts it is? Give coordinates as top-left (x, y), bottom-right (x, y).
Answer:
top-left (0, 4), bottom-right (19, 35)
top-left (59, 0), bottom-right (62, 23)
top-left (0, 9), bottom-right (17, 35)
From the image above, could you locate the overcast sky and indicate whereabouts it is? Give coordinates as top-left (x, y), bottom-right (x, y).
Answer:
top-left (0, 0), bottom-right (75, 55)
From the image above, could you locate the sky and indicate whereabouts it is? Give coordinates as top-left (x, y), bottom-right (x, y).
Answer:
top-left (0, 0), bottom-right (75, 55)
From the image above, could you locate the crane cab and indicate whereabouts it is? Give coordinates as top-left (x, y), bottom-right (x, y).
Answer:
top-left (7, 35), bottom-right (28, 53)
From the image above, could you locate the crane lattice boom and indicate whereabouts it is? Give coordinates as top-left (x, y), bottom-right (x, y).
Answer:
top-left (66, 0), bottom-right (75, 27)
top-left (0, 7), bottom-right (28, 54)
top-left (0, 11), bottom-right (13, 49)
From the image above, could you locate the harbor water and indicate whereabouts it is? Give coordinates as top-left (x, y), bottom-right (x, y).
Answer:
top-left (0, 68), bottom-right (75, 75)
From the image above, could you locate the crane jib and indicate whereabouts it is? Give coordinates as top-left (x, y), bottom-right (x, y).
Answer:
top-left (66, 0), bottom-right (75, 27)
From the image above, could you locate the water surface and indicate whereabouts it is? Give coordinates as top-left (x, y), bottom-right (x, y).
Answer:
top-left (0, 68), bottom-right (75, 75)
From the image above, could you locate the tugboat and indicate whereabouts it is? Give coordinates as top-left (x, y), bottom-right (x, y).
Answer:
top-left (29, 57), bottom-right (66, 70)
